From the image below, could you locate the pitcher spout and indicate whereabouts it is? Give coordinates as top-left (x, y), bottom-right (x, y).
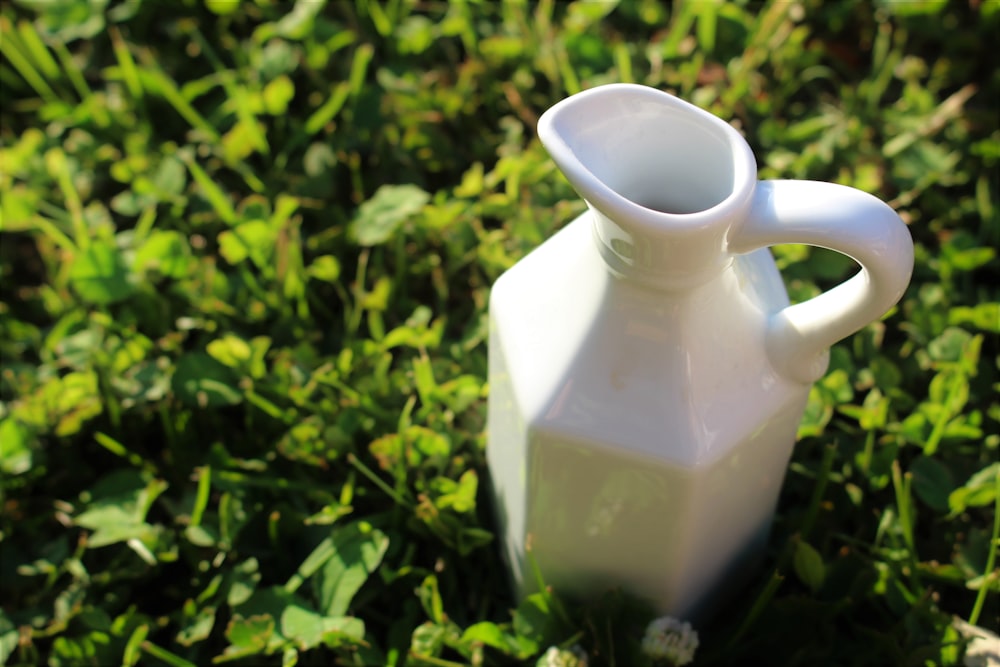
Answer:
top-left (537, 84), bottom-right (759, 288)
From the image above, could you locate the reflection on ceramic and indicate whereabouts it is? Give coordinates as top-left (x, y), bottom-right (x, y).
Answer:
top-left (487, 84), bottom-right (914, 618)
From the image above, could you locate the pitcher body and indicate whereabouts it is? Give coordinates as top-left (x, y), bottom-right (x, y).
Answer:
top-left (487, 84), bottom-right (913, 618)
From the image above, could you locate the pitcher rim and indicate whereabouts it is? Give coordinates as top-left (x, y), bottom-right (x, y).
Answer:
top-left (537, 83), bottom-right (758, 233)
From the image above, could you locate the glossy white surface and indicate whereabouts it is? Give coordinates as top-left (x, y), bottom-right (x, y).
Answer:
top-left (487, 84), bottom-right (913, 618)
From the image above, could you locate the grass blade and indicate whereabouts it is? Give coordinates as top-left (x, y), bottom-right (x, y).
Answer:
top-left (141, 640), bottom-right (197, 667)
top-left (109, 26), bottom-right (143, 102)
top-left (967, 468), bottom-right (1000, 626)
top-left (190, 465), bottom-right (211, 528)
top-left (348, 43), bottom-right (374, 96)
top-left (800, 442), bottom-right (838, 541)
top-left (0, 17), bottom-right (59, 103)
top-left (16, 20), bottom-right (61, 82)
top-left (94, 432), bottom-right (151, 471)
top-left (728, 570), bottom-right (785, 647)
top-left (44, 147), bottom-right (87, 247)
top-left (182, 153), bottom-right (237, 224)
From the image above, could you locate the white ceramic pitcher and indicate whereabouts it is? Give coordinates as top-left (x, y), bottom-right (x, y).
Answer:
top-left (487, 84), bottom-right (913, 618)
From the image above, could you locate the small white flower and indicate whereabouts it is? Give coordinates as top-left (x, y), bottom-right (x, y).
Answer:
top-left (536, 644), bottom-right (588, 667)
top-left (641, 616), bottom-right (699, 666)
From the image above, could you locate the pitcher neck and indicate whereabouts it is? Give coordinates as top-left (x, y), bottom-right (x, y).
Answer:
top-left (537, 84), bottom-right (759, 291)
top-left (587, 202), bottom-right (748, 291)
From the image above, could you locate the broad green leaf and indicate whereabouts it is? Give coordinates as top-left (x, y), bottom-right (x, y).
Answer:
top-left (13, 371), bottom-right (103, 437)
top-left (222, 118), bottom-right (268, 163)
top-left (416, 574), bottom-right (444, 624)
top-left (74, 501), bottom-right (141, 532)
top-left (454, 162), bottom-right (485, 198)
top-left (32, 0), bottom-right (108, 41)
top-left (349, 184), bottom-right (430, 246)
top-left (798, 385), bottom-right (834, 438)
top-left (947, 246), bottom-right (996, 271)
top-left (303, 142), bottom-right (337, 176)
top-left (808, 247), bottom-right (857, 281)
top-left (111, 189), bottom-right (152, 217)
top-left (207, 334), bottom-right (253, 369)
top-left (133, 230), bottom-right (191, 279)
top-left (439, 374), bottom-right (482, 412)
top-left (511, 593), bottom-right (556, 652)
top-left (838, 388), bottom-right (889, 430)
top-left (314, 521), bottom-right (389, 617)
top-left (237, 195), bottom-right (272, 223)
top-left (0, 418), bottom-right (33, 475)
top-left (176, 607), bottom-right (216, 647)
top-left (410, 621), bottom-right (446, 656)
top-left (409, 426), bottom-right (451, 462)
top-left (52, 371), bottom-right (102, 435)
top-left (227, 558), bottom-right (262, 607)
top-left (277, 416), bottom-right (343, 467)
top-left (926, 370), bottom-right (969, 418)
top-left (949, 463), bottom-right (1000, 515)
top-left (870, 357), bottom-right (903, 391)
top-left (221, 614), bottom-right (274, 660)
top-left (69, 243), bottom-right (136, 305)
top-left (268, 0), bottom-right (326, 40)
top-left (152, 155), bottom-right (187, 197)
top-left (395, 15), bottom-right (436, 54)
top-left (927, 327), bottom-right (973, 363)
top-left (0, 610), bottom-right (17, 664)
top-left (817, 369), bottom-right (854, 403)
top-left (263, 75), bottom-right (295, 115)
top-left (0, 126), bottom-right (44, 175)
top-left (279, 606), bottom-right (364, 650)
top-left (0, 184), bottom-right (39, 230)
top-left (256, 38), bottom-right (297, 79)
top-left (457, 527), bottom-right (494, 555)
top-left (564, 0), bottom-right (620, 32)
top-left (793, 540), bottom-right (825, 593)
top-left (436, 469), bottom-right (478, 514)
top-left (185, 524), bottom-right (219, 548)
top-left (307, 255), bottom-right (341, 282)
top-left (357, 276), bottom-right (392, 310)
top-left (909, 456), bottom-right (956, 512)
top-left (369, 432), bottom-right (407, 470)
top-left (382, 307), bottom-right (446, 350)
top-left (73, 471), bottom-right (166, 549)
top-left (479, 35), bottom-right (525, 63)
top-left (460, 621), bottom-right (513, 652)
top-left (171, 352), bottom-right (243, 408)
top-left (949, 303), bottom-right (1000, 334)
top-left (205, 0), bottom-right (240, 15)
top-left (412, 356), bottom-right (438, 406)
top-left (218, 220), bottom-right (275, 267)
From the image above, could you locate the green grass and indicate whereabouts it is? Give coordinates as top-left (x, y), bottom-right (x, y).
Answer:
top-left (0, 1), bottom-right (997, 665)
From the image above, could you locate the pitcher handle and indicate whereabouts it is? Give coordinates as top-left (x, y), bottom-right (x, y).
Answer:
top-left (728, 180), bottom-right (914, 384)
